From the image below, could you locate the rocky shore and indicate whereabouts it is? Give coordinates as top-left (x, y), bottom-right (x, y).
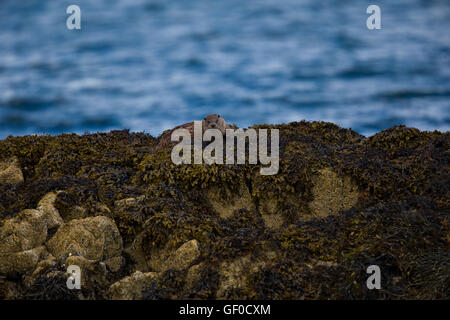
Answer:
top-left (0, 121), bottom-right (448, 299)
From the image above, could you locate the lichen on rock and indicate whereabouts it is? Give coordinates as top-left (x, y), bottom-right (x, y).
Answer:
top-left (46, 216), bottom-right (123, 263)
top-left (309, 168), bottom-right (359, 218)
top-left (108, 271), bottom-right (159, 300)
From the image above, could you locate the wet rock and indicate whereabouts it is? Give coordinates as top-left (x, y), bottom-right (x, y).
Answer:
top-left (108, 271), bottom-right (159, 300)
top-left (305, 259), bottom-right (338, 269)
top-left (63, 206), bottom-right (87, 221)
top-left (0, 192), bottom-right (66, 276)
top-left (127, 238), bottom-right (200, 273)
top-left (65, 255), bottom-right (108, 289)
top-left (257, 195), bottom-right (299, 228)
top-left (217, 256), bottom-right (250, 298)
top-left (0, 209), bottom-right (48, 254)
top-left (104, 256), bottom-right (125, 273)
top-left (206, 184), bottom-right (255, 219)
top-left (309, 168), bottom-right (359, 218)
top-left (112, 195), bottom-right (148, 244)
top-left (46, 216), bottom-right (123, 263)
top-left (164, 239), bottom-right (200, 271)
top-left (36, 192), bottom-right (64, 229)
top-left (0, 277), bottom-right (22, 299)
top-left (53, 191), bottom-right (86, 222)
top-left (95, 202), bottom-right (112, 216)
top-left (0, 246), bottom-right (49, 275)
top-left (114, 196), bottom-right (145, 208)
top-left (0, 157), bottom-right (24, 184)
top-left (30, 255), bottom-right (57, 279)
top-left (125, 232), bottom-right (149, 272)
top-left (0, 192), bottom-right (64, 255)
top-left (261, 212), bottom-right (284, 230)
top-left (216, 251), bottom-right (275, 299)
top-left (185, 263), bottom-right (204, 289)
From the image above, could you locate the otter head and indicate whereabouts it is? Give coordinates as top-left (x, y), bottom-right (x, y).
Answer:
top-left (203, 114), bottom-right (227, 134)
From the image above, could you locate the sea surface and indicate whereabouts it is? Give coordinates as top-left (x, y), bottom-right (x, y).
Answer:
top-left (0, 0), bottom-right (449, 138)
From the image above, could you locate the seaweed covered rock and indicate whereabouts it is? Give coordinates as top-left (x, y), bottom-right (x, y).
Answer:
top-left (0, 209), bottom-right (48, 254)
top-left (127, 238), bottom-right (201, 273)
top-left (24, 268), bottom-right (81, 300)
top-left (309, 168), bottom-right (359, 218)
top-left (0, 157), bottom-right (24, 185)
top-left (65, 255), bottom-right (109, 292)
top-left (163, 239), bottom-right (201, 271)
top-left (0, 123), bottom-right (448, 300)
top-left (46, 216), bottom-right (123, 263)
top-left (108, 271), bottom-right (159, 300)
top-left (0, 192), bottom-right (65, 276)
top-left (216, 251), bottom-right (276, 299)
top-left (206, 182), bottom-right (255, 219)
top-left (0, 277), bottom-right (22, 299)
top-left (0, 246), bottom-right (50, 276)
top-left (36, 191), bottom-right (64, 229)
top-left (127, 230), bottom-right (202, 273)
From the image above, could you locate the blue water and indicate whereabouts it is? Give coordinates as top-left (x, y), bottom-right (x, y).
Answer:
top-left (0, 0), bottom-right (449, 138)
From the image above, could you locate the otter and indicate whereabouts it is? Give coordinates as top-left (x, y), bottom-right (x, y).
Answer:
top-left (155, 114), bottom-right (232, 150)
top-left (203, 113), bottom-right (230, 134)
